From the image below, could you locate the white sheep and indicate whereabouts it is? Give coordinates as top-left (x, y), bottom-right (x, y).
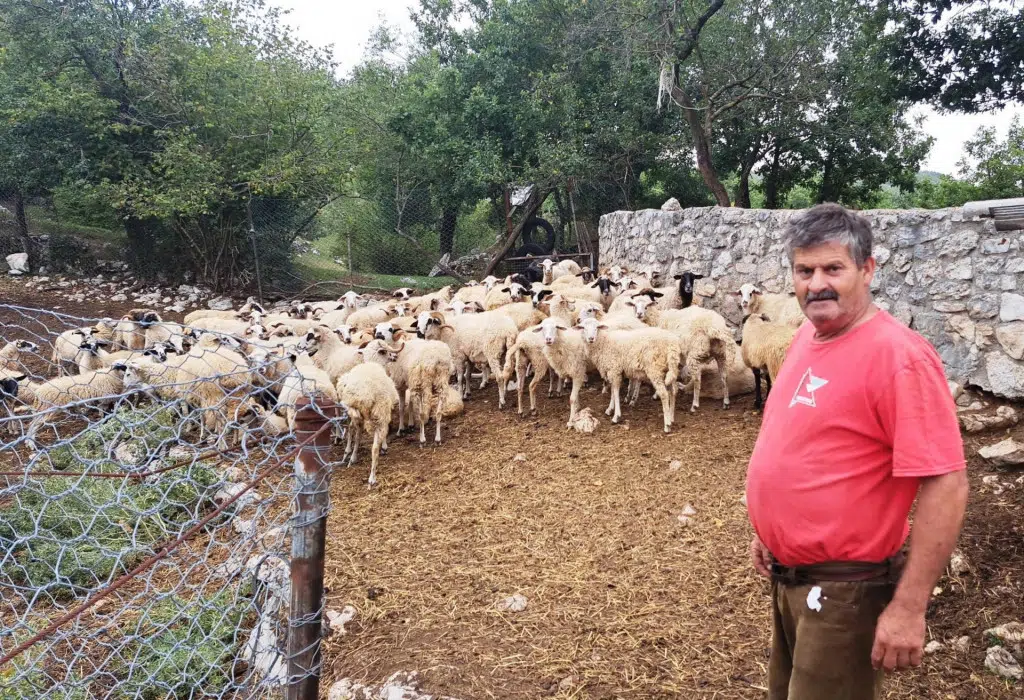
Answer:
top-left (24, 363), bottom-right (130, 449)
top-left (406, 285), bottom-right (453, 315)
top-left (501, 294), bottom-right (576, 415)
top-left (416, 310), bottom-right (517, 407)
top-left (335, 362), bottom-right (399, 486)
top-left (735, 283), bottom-right (804, 327)
top-left (302, 325), bottom-right (363, 382)
top-left (540, 258), bottom-right (582, 284)
top-left (0, 340), bottom-right (40, 372)
top-left (483, 282), bottom-right (529, 310)
top-left (51, 321), bottom-right (115, 375)
top-left (630, 297), bottom-right (735, 412)
top-left (493, 301), bottom-right (545, 331)
top-left (361, 336), bottom-right (453, 444)
top-left (533, 316), bottom-right (590, 426)
top-left (576, 318), bottom-right (680, 433)
top-left (741, 313), bottom-right (798, 410)
top-left (276, 363), bottom-right (339, 431)
top-left (345, 301), bottom-right (396, 330)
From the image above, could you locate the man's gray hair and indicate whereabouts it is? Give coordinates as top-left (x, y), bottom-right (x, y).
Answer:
top-left (784, 203), bottom-right (873, 267)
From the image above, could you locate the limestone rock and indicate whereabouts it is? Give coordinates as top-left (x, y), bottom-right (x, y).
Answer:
top-left (985, 622), bottom-right (1024, 644)
top-left (6, 252), bottom-right (28, 274)
top-left (948, 549), bottom-right (970, 576)
top-left (207, 296), bottom-right (234, 311)
top-left (978, 438), bottom-right (1024, 466)
top-left (567, 407), bottom-right (599, 434)
top-left (984, 645), bottom-right (1023, 680)
top-left (948, 381), bottom-right (964, 400)
top-left (661, 197), bottom-right (682, 212)
top-left (983, 352), bottom-right (1024, 400)
top-left (1000, 293), bottom-right (1024, 322)
top-left (924, 640), bottom-right (944, 654)
top-left (959, 405), bottom-right (1019, 433)
top-left (497, 593), bottom-right (528, 612)
top-left (951, 636), bottom-right (971, 653)
top-left (996, 323), bottom-right (1024, 359)
top-left (325, 605), bottom-right (357, 635)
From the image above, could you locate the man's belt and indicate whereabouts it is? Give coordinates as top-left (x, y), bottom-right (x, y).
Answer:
top-left (770, 552), bottom-right (905, 586)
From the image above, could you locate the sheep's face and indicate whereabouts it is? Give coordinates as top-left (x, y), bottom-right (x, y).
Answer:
top-left (630, 295), bottom-right (655, 320)
top-left (334, 324), bottom-right (355, 343)
top-left (374, 322), bottom-right (395, 342)
top-left (674, 271), bottom-right (703, 299)
top-left (591, 277), bottom-right (618, 298)
top-left (416, 311), bottom-right (444, 339)
top-left (14, 340), bottom-right (39, 353)
top-left (607, 265), bottom-right (625, 282)
top-left (361, 339), bottom-right (401, 364)
top-left (289, 303), bottom-right (312, 319)
top-left (245, 324), bottom-right (270, 341)
top-left (394, 302), bottom-right (411, 317)
top-left (736, 283), bottom-right (761, 312)
top-left (1, 377), bottom-right (21, 399)
top-left (464, 280), bottom-right (480, 287)
top-left (503, 282), bottom-right (528, 301)
top-left (392, 288), bottom-right (413, 301)
top-left (340, 291), bottom-right (361, 309)
top-left (123, 362), bottom-right (147, 389)
top-left (140, 312), bottom-right (161, 327)
top-left (579, 267), bottom-right (595, 283)
top-left (532, 289), bottom-right (554, 309)
top-left (304, 329), bottom-right (327, 356)
top-left (481, 275), bottom-right (499, 291)
top-left (143, 343), bottom-right (170, 362)
top-left (576, 302), bottom-right (600, 320)
top-left (532, 317), bottom-right (567, 346)
top-left (577, 317), bottom-right (609, 344)
top-left (540, 259), bottom-right (554, 272)
top-left (447, 300), bottom-right (468, 315)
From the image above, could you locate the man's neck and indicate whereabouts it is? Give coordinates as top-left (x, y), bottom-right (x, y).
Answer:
top-left (813, 302), bottom-right (878, 342)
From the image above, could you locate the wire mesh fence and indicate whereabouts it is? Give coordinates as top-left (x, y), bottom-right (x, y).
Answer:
top-left (0, 304), bottom-right (345, 699)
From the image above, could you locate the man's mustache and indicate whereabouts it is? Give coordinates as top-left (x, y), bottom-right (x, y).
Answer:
top-left (806, 289), bottom-right (839, 303)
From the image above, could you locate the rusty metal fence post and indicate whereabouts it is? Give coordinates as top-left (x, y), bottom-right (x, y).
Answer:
top-left (287, 396), bottom-right (339, 700)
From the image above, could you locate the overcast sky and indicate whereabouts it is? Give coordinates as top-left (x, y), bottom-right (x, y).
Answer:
top-left (270, 0), bottom-right (1021, 177)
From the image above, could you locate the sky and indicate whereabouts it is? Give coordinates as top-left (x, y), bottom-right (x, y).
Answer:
top-left (270, 0), bottom-right (1021, 177)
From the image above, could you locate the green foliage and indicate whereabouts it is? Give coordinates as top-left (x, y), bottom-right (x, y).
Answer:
top-left (0, 407), bottom-right (218, 598)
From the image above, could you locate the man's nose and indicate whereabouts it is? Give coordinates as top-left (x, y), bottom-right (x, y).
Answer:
top-left (808, 268), bottom-right (830, 291)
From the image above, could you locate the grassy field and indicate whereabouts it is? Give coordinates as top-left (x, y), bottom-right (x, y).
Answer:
top-left (293, 250), bottom-right (458, 292)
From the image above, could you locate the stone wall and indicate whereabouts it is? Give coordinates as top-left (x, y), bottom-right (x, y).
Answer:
top-left (598, 206), bottom-right (1024, 399)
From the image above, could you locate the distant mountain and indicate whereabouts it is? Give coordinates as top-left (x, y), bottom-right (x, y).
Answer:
top-left (918, 170), bottom-right (944, 182)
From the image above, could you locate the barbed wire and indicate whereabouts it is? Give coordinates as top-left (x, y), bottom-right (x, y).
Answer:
top-left (1, 304), bottom-right (346, 698)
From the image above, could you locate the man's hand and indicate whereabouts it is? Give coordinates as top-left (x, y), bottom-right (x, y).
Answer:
top-left (871, 600), bottom-right (925, 672)
top-left (750, 535), bottom-right (772, 578)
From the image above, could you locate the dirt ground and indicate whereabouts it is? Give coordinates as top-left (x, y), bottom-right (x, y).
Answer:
top-left (1, 278), bottom-right (1021, 699)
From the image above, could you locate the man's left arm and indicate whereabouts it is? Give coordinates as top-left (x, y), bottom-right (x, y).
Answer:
top-left (871, 469), bottom-right (969, 672)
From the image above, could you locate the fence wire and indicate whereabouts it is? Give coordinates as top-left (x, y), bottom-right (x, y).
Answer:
top-left (0, 304), bottom-right (344, 699)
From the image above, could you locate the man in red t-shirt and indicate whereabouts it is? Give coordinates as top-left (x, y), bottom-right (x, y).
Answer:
top-left (745, 203), bottom-right (968, 700)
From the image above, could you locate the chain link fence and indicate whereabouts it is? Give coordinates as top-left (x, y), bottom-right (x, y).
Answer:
top-left (1, 304), bottom-right (345, 699)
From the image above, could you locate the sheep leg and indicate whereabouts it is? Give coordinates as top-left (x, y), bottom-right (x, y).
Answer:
top-left (653, 379), bottom-right (672, 434)
top-left (752, 368), bottom-right (764, 410)
top-left (717, 355), bottom-right (731, 409)
top-left (396, 391), bottom-right (406, 435)
top-left (566, 376), bottom-right (582, 427)
top-left (434, 383), bottom-right (444, 444)
top-left (528, 363), bottom-right (546, 415)
top-left (765, 372), bottom-right (773, 396)
top-left (604, 377), bottom-right (616, 416)
top-left (686, 359), bottom-right (703, 413)
top-left (489, 356), bottom-right (506, 409)
top-left (610, 376), bottom-right (623, 424)
top-left (479, 362), bottom-right (489, 390)
top-left (347, 423), bottom-right (361, 466)
top-left (515, 354), bottom-right (527, 415)
top-left (546, 369), bottom-right (555, 398)
top-left (460, 360), bottom-right (471, 399)
top-left (417, 389), bottom-right (428, 445)
top-left (367, 425), bottom-right (384, 486)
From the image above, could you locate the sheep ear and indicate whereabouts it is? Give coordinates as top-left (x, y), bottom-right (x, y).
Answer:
top-left (357, 341), bottom-right (370, 350)
top-left (430, 299), bottom-right (443, 310)
top-left (531, 326), bottom-right (544, 333)
top-left (752, 289), bottom-right (763, 296)
top-left (760, 314), bottom-right (770, 321)
top-left (625, 300), bottom-right (635, 307)
top-left (500, 287), bottom-right (510, 293)
top-left (694, 274), bottom-right (704, 279)
top-left (673, 274), bottom-right (683, 280)
top-left (597, 323), bottom-right (609, 330)
top-left (650, 291), bottom-right (663, 298)
top-left (472, 302), bottom-right (484, 312)
top-left (589, 281), bottom-right (599, 288)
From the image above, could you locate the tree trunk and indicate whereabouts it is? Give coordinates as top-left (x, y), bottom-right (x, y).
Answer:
top-left (439, 207), bottom-right (458, 256)
top-left (483, 188), bottom-right (549, 277)
top-left (672, 86), bottom-right (731, 206)
top-left (125, 216), bottom-right (157, 278)
top-left (817, 152), bottom-right (837, 204)
top-left (13, 192), bottom-right (32, 270)
top-left (736, 168), bottom-right (752, 209)
top-left (764, 146), bottom-right (782, 209)
top-left (552, 188), bottom-right (569, 249)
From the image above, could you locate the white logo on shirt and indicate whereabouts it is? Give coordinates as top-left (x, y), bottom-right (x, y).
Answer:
top-left (790, 368), bottom-right (829, 408)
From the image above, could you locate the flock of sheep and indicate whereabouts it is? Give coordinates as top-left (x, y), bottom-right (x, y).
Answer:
top-left (0, 257), bottom-right (804, 486)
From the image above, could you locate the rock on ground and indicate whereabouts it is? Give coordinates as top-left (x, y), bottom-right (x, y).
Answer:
top-left (985, 621), bottom-right (1024, 643)
top-left (497, 593), bottom-right (528, 612)
top-left (959, 405), bottom-right (1018, 433)
top-left (978, 438), bottom-right (1024, 467)
top-left (984, 645), bottom-right (1023, 680)
top-left (328, 671), bottom-right (463, 700)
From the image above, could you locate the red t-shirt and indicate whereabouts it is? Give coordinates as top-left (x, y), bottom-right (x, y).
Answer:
top-left (746, 309), bottom-right (965, 566)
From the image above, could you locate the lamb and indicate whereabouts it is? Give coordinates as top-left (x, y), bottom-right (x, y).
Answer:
top-left (316, 291), bottom-right (364, 326)
top-left (361, 337), bottom-right (453, 444)
top-left (302, 325), bottom-right (363, 382)
top-left (0, 340), bottom-right (40, 372)
top-left (144, 321), bottom-right (195, 353)
top-left (246, 402), bottom-right (290, 439)
top-left (576, 318), bottom-right (680, 433)
top-left (445, 299), bottom-right (484, 315)
top-left (674, 271), bottom-right (704, 308)
top-left (416, 310), bottom-right (517, 407)
top-left (531, 316), bottom-right (591, 426)
top-left (74, 338), bottom-right (171, 373)
top-left (741, 313), bottom-right (798, 410)
top-left (735, 283), bottom-right (804, 327)
top-left (494, 301), bottom-right (546, 331)
top-left (406, 285), bottom-right (454, 315)
top-left (392, 287), bottom-right (414, 301)
top-left (553, 284), bottom-right (605, 309)
top-left (501, 294), bottom-right (576, 415)
top-left (182, 300), bottom-right (264, 325)
top-left (171, 334), bottom-right (255, 440)
top-left (335, 362), bottom-right (399, 486)
top-left (276, 362), bottom-right (339, 431)
top-left (24, 363), bottom-right (130, 449)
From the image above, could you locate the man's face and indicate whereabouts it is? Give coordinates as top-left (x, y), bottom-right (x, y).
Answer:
top-left (792, 241), bottom-right (875, 333)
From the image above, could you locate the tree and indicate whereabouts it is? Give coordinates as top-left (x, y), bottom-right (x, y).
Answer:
top-left (887, 0), bottom-right (1024, 111)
